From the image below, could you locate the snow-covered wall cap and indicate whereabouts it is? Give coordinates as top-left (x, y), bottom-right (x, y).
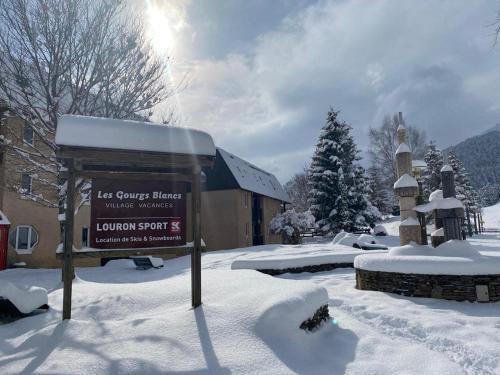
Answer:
top-left (400, 217), bottom-right (420, 226)
top-left (395, 143), bottom-right (411, 154)
top-left (56, 115), bottom-right (216, 156)
top-left (0, 209), bottom-right (10, 225)
top-left (394, 174), bottom-right (418, 189)
top-left (397, 124), bottom-right (406, 131)
top-left (429, 189), bottom-right (443, 202)
top-left (441, 164), bottom-right (453, 172)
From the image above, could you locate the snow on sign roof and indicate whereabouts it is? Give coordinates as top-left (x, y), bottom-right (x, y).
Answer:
top-left (55, 115), bottom-right (216, 156)
top-left (217, 148), bottom-right (291, 203)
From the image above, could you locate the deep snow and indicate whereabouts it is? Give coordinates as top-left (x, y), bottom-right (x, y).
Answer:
top-left (0, 283), bottom-right (47, 314)
top-left (483, 201), bottom-right (500, 229)
top-left (1, 233), bottom-right (500, 374)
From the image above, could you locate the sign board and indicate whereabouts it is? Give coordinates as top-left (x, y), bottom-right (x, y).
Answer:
top-left (90, 179), bottom-right (187, 249)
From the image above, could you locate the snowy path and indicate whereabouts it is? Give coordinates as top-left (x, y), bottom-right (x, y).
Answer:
top-left (282, 268), bottom-right (500, 375)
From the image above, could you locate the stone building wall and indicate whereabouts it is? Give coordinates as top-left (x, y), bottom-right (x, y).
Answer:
top-left (261, 196), bottom-right (282, 245)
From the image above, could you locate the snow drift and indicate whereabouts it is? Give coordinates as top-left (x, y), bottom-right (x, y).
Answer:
top-left (0, 282), bottom-right (47, 314)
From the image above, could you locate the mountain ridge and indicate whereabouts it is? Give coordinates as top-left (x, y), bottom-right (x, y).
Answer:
top-left (444, 129), bottom-right (500, 188)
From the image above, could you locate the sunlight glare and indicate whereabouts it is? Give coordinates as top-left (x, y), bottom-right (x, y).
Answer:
top-left (145, 0), bottom-right (185, 56)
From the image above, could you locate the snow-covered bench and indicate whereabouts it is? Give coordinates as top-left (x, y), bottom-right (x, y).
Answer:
top-left (130, 256), bottom-right (164, 270)
top-left (333, 232), bottom-right (388, 250)
top-left (0, 283), bottom-right (49, 320)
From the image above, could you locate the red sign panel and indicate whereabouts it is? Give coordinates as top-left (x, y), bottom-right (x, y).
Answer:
top-left (90, 179), bottom-right (187, 249)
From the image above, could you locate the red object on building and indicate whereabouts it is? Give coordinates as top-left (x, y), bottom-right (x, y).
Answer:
top-left (0, 210), bottom-right (11, 271)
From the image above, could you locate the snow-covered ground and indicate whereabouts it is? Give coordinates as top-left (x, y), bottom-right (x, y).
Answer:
top-left (231, 242), bottom-right (386, 271)
top-left (1, 232), bottom-right (500, 374)
top-left (483, 201), bottom-right (500, 230)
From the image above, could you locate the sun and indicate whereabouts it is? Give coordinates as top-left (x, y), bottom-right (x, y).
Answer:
top-left (145, 0), bottom-right (185, 56)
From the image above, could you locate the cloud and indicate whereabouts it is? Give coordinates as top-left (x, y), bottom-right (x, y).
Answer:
top-left (167, 0), bottom-right (500, 183)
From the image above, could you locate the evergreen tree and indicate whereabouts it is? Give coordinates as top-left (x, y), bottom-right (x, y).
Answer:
top-left (479, 184), bottom-right (500, 206)
top-left (367, 167), bottom-right (391, 215)
top-left (423, 142), bottom-right (444, 198)
top-left (308, 109), bottom-right (380, 234)
top-left (447, 152), bottom-right (475, 203)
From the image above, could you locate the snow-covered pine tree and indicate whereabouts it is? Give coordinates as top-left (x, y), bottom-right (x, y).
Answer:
top-left (423, 142), bottom-right (444, 198)
top-left (352, 165), bottom-right (381, 227)
top-left (367, 166), bottom-right (391, 215)
top-left (479, 183), bottom-right (500, 206)
top-left (308, 109), bottom-right (380, 234)
top-left (447, 152), bottom-right (477, 209)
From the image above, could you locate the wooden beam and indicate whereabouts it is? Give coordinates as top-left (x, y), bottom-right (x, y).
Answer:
top-left (56, 246), bottom-right (193, 259)
top-left (191, 165), bottom-right (202, 308)
top-left (57, 147), bottom-right (215, 169)
top-left (62, 159), bottom-right (76, 320)
top-left (72, 170), bottom-right (192, 182)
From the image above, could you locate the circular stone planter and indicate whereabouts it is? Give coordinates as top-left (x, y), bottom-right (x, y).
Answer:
top-left (354, 241), bottom-right (500, 303)
top-left (355, 268), bottom-right (500, 302)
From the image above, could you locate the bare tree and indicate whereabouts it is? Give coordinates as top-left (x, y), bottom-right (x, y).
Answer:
top-left (368, 113), bottom-right (426, 194)
top-left (494, 8), bottom-right (500, 45)
top-left (284, 167), bottom-right (310, 213)
top-left (0, 0), bottom-right (172, 212)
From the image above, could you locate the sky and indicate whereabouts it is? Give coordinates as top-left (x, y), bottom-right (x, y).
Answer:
top-left (137, 0), bottom-right (500, 183)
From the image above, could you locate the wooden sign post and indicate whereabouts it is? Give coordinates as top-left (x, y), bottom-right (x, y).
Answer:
top-left (55, 116), bottom-right (215, 320)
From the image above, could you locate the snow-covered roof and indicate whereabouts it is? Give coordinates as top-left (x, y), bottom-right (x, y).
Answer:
top-left (217, 148), bottom-right (291, 203)
top-left (441, 165), bottom-right (453, 172)
top-left (55, 115), bottom-right (216, 156)
top-left (394, 174), bottom-right (418, 189)
top-left (429, 189), bottom-right (443, 202)
top-left (414, 197), bottom-right (464, 213)
top-left (395, 143), bottom-right (411, 154)
top-left (412, 160), bottom-right (427, 169)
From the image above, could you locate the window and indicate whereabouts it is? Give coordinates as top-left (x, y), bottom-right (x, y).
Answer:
top-left (245, 223), bottom-right (249, 238)
top-left (23, 124), bottom-right (34, 145)
top-left (9, 226), bottom-right (39, 254)
top-left (21, 173), bottom-right (32, 194)
top-left (244, 191), bottom-right (249, 208)
top-left (82, 227), bottom-right (89, 247)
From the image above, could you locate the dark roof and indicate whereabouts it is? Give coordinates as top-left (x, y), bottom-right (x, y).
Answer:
top-left (204, 148), bottom-right (291, 203)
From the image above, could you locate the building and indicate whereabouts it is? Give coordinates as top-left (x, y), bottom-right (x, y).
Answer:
top-left (411, 159), bottom-right (428, 181)
top-left (0, 115), bottom-right (290, 268)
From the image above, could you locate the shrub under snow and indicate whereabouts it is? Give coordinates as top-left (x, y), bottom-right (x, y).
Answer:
top-left (269, 209), bottom-right (315, 244)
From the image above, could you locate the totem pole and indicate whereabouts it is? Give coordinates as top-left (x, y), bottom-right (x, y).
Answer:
top-left (393, 112), bottom-right (423, 245)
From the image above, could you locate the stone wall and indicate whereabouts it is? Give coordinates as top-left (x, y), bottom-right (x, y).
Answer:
top-left (259, 262), bottom-right (353, 276)
top-left (356, 268), bottom-right (500, 302)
